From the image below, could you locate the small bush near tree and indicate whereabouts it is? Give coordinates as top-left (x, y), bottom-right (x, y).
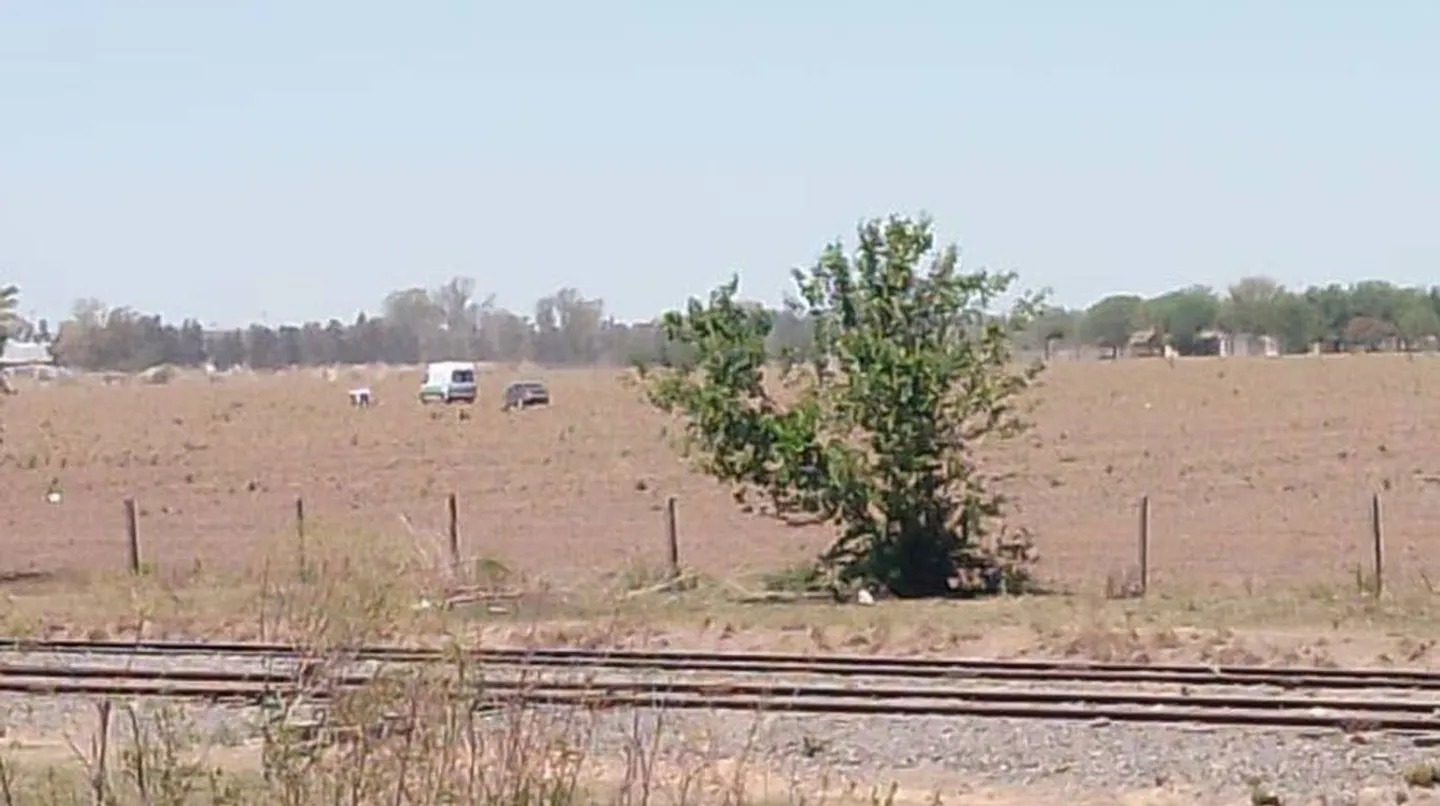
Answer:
top-left (639, 214), bottom-right (1045, 598)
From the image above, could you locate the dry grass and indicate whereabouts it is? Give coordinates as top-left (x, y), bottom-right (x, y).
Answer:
top-left (0, 530), bottom-right (919, 806)
top-left (5, 541), bottom-right (1440, 670)
top-left (0, 534), bottom-right (1237, 806)
top-left (0, 534), bottom-right (1324, 806)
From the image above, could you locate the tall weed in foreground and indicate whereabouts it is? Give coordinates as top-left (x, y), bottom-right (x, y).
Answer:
top-left (0, 667), bottom-right (905, 805)
top-left (0, 527), bottom-right (907, 806)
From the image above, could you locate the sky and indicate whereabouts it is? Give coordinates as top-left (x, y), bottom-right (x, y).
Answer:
top-left (2, 1), bottom-right (1437, 328)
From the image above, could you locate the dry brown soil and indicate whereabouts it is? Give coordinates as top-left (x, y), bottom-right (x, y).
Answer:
top-left (2, 354), bottom-right (1440, 594)
top-left (8, 355), bottom-right (1440, 806)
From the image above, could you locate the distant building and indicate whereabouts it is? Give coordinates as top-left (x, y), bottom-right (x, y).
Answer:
top-left (1126, 327), bottom-right (1165, 358)
top-left (0, 340), bottom-right (54, 368)
top-left (1188, 329), bottom-right (1229, 357)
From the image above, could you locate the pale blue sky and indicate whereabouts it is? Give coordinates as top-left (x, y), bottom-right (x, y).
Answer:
top-left (2, 1), bottom-right (1436, 327)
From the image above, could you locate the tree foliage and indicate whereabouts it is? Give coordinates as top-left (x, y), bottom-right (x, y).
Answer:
top-left (29, 268), bottom-right (1440, 374)
top-left (1080, 295), bottom-right (1145, 351)
top-left (40, 279), bottom-right (826, 372)
top-left (1011, 277), bottom-right (1440, 356)
top-left (1144, 286), bottom-right (1221, 353)
top-left (640, 215), bottom-right (1044, 598)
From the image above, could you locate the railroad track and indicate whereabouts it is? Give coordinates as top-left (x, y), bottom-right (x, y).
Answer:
top-left (5, 636), bottom-right (1440, 691)
top-left (3, 660), bottom-right (1440, 732)
top-left (2, 638), bottom-right (1440, 732)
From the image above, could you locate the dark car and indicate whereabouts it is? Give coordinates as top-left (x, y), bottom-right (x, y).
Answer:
top-left (502, 380), bottom-right (551, 411)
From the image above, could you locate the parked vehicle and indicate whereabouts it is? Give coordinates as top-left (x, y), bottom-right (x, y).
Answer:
top-left (418, 361), bottom-right (478, 404)
top-left (502, 380), bottom-right (550, 411)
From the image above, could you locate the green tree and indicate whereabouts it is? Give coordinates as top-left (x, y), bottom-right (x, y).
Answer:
top-left (1273, 292), bottom-right (1322, 352)
top-left (1144, 286), bottom-right (1219, 353)
top-left (534, 287), bottom-right (605, 364)
top-left (430, 276), bottom-right (481, 359)
top-left (1395, 293), bottom-right (1440, 348)
top-left (1304, 284), bottom-right (1354, 346)
top-left (640, 215), bottom-right (1043, 598)
top-left (382, 287), bottom-right (442, 361)
top-left (1024, 305), bottom-right (1080, 357)
top-left (1350, 280), bottom-right (1403, 322)
top-left (1220, 276), bottom-right (1285, 335)
top-left (1080, 294), bottom-right (1144, 355)
top-left (1344, 315), bottom-right (1398, 351)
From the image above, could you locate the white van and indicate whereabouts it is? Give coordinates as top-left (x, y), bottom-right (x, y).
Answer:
top-left (418, 361), bottom-right (478, 404)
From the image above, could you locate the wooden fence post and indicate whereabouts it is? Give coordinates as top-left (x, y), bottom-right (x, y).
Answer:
top-left (1372, 491), bottom-right (1385, 596)
top-left (295, 496), bottom-right (307, 576)
top-left (665, 495), bottom-right (680, 579)
top-left (124, 497), bottom-right (141, 574)
top-left (1138, 495), bottom-right (1151, 596)
top-left (447, 493), bottom-right (460, 570)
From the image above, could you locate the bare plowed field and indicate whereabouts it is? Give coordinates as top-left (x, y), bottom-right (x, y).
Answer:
top-left (3, 356), bottom-right (1439, 592)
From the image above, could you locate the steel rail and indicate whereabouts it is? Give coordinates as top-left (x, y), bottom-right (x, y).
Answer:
top-left (518, 692), bottom-right (1440, 733)
top-left (0, 636), bottom-right (1419, 679)
top-left (5, 637), bottom-right (1440, 691)
top-left (5, 661), bottom-right (1440, 717)
top-left (2, 666), bottom-right (1440, 733)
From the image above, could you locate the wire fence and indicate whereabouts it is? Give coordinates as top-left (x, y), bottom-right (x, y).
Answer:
top-left (8, 482), bottom-right (1440, 598)
top-left (1031, 486), bottom-right (1440, 596)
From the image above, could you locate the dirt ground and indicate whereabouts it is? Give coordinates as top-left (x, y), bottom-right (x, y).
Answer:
top-left (0, 730), bottom-right (1261, 806)
top-left (5, 354), bottom-right (1440, 806)
top-left (2, 354), bottom-right (1440, 595)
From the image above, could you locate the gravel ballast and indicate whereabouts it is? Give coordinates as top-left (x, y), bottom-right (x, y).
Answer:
top-left (2, 692), bottom-right (1436, 804)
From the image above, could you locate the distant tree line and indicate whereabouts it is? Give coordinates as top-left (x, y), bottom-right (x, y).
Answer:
top-left (1022, 277), bottom-right (1440, 356)
top-left (36, 278), bottom-right (819, 372)
top-left (5, 274), bottom-right (1440, 372)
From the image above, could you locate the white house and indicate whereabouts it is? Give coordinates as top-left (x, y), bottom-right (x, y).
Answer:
top-left (0, 340), bottom-right (54, 368)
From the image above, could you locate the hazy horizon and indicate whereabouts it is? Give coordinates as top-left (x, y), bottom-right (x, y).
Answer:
top-left (4, 2), bottom-right (1436, 329)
